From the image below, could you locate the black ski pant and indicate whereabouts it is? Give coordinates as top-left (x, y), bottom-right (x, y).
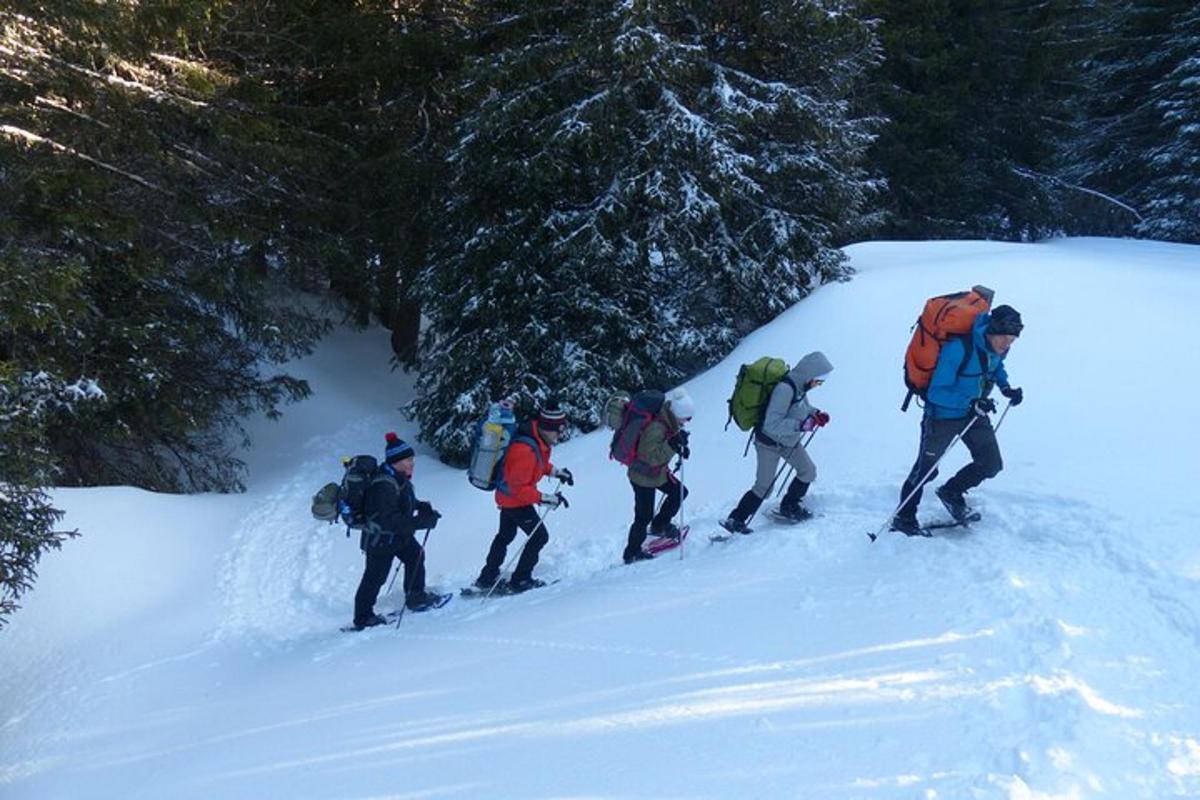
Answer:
top-left (898, 413), bottom-right (1002, 520)
top-left (625, 476), bottom-right (688, 557)
top-left (353, 532), bottom-right (425, 624)
top-left (479, 506), bottom-right (548, 585)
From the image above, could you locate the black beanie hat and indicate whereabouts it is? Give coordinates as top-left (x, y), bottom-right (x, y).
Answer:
top-left (987, 305), bottom-right (1023, 337)
top-left (384, 432), bottom-right (415, 463)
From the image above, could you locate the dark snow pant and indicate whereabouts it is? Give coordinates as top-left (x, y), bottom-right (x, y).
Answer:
top-left (625, 476), bottom-right (688, 558)
top-left (353, 533), bottom-right (425, 625)
top-left (897, 413), bottom-right (1003, 521)
top-left (479, 506), bottom-right (548, 585)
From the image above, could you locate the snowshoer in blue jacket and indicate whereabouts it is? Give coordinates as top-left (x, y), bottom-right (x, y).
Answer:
top-left (892, 305), bottom-right (1025, 535)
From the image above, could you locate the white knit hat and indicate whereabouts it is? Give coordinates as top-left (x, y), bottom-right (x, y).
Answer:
top-left (666, 387), bottom-right (694, 421)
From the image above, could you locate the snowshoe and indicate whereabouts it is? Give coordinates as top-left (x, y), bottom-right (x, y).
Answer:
top-left (462, 578), bottom-right (558, 598)
top-left (645, 525), bottom-right (690, 555)
top-left (924, 511), bottom-right (982, 531)
top-left (649, 522), bottom-right (683, 541)
top-left (769, 504), bottom-right (813, 524)
top-left (499, 577), bottom-right (546, 595)
top-left (719, 517), bottom-right (753, 535)
top-left (889, 516), bottom-right (930, 538)
top-left (623, 548), bottom-right (655, 565)
top-left (344, 613), bottom-right (390, 632)
top-left (405, 591), bottom-right (452, 612)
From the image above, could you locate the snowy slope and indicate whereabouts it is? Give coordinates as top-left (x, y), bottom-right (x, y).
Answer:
top-left (3, 238), bottom-right (1200, 799)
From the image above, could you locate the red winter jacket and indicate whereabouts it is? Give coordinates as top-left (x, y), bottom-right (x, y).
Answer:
top-left (495, 421), bottom-right (555, 509)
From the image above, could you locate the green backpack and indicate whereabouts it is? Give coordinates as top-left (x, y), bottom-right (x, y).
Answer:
top-left (726, 357), bottom-right (790, 432)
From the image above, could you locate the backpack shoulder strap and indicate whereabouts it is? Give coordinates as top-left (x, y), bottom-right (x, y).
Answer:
top-left (955, 333), bottom-right (975, 377)
top-left (368, 470), bottom-right (401, 499)
top-left (371, 468), bottom-right (399, 486)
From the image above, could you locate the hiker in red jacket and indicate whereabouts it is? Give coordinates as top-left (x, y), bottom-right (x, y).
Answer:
top-left (472, 402), bottom-right (573, 593)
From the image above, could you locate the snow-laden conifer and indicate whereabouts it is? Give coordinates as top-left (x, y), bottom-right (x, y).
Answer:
top-left (1068, 1), bottom-right (1199, 241)
top-left (415, 0), bottom-right (880, 461)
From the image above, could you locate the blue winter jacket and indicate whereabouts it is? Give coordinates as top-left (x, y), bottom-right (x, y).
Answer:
top-left (926, 313), bottom-right (1011, 419)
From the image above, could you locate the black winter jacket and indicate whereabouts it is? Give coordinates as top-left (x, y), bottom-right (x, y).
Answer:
top-left (361, 465), bottom-right (438, 549)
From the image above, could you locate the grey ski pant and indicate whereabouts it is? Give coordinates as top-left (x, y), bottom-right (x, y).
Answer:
top-left (751, 438), bottom-right (816, 499)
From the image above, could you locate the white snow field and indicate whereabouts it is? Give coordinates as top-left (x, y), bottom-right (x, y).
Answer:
top-left (3, 238), bottom-right (1200, 799)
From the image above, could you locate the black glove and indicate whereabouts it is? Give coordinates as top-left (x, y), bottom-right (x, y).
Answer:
top-left (554, 467), bottom-right (574, 486)
top-left (971, 397), bottom-right (997, 416)
top-left (1000, 386), bottom-right (1024, 406)
top-left (668, 428), bottom-right (690, 455)
top-left (414, 501), bottom-right (441, 529)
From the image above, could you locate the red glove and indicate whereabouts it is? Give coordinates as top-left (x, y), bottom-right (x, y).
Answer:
top-left (811, 410), bottom-right (830, 428)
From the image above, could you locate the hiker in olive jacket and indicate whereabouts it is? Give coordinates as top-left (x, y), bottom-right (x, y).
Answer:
top-left (721, 351), bottom-right (834, 533)
top-left (623, 388), bottom-right (693, 563)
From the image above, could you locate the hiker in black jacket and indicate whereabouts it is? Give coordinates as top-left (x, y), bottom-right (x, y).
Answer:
top-left (352, 433), bottom-right (443, 629)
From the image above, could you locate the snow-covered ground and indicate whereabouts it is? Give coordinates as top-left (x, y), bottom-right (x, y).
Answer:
top-left (3, 238), bottom-right (1200, 799)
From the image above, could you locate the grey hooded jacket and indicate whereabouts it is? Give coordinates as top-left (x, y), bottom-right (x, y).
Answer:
top-left (758, 351), bottom-right (834, 448)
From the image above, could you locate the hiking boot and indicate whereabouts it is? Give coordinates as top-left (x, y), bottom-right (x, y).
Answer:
top-left (650, 522), bottom-right (682, 540)
top-left (623, 548), bottom-right (655, 565)
top-left (719, 517), bottom-right (752, 535)
top-left (935, 484), bottom-right (971, 523)
top-left (473, 575), bottom-right (498, 591)
top-left (503, 577), bottom-right (546, 594)
top-left (890, 515), bottom-right (929, 537)
top-left (353, 613), bottom-right (388, 631)
top-left (729, 490), bottom-right (763, 526)
top-left (777, 502), bottom-right (813, 522)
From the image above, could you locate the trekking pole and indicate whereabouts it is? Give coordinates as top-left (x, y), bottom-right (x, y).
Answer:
top-left (993, 399), bottom-right (1014, 434)
top-left (485, 479), bottom-right (562, 600)
top-left (867, 413), bottom-right (982, 543)
top-left (678, 458), bottom-right (686, 560)
top-left (385, 562), bottom-right (403, 597)
top-left (395, 528), bottom-right (432, 628)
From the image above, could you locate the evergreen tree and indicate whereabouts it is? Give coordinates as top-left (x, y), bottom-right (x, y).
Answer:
top-left (414, 0), bottom-right (880, 462)
top-left (1141, 4), bottom-right (1200, 241)
top-left (0, 258), bottom-right (94, 627)
top-left (232, 1), bottom-right (474, 364)
top-left (866, 0), bottom-right (1090, 239)
top-left (1071, 1), bottom-right (1199, 241)
top-left (1, 3), bottom-right (332, 490)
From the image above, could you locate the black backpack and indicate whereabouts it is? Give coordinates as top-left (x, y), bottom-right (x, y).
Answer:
top-left (311, 454), bottom-right (378, 535)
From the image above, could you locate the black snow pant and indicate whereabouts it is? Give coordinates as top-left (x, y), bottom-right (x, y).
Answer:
top-left (353, 532), bottom-right (426, 625)
top-left (478, 506), bottom-right (548, 585)
top-left (897, 413), bottom-right (1003, 521)
top-left (625, 475), bottom-right (689, 558)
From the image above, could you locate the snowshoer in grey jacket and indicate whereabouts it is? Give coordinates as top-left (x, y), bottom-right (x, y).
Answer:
top-left (721, 351), bottom-right (834, 531)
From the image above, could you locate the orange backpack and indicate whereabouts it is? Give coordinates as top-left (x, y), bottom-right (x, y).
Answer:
top-left (902, 286), bottom-right (993, 410)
